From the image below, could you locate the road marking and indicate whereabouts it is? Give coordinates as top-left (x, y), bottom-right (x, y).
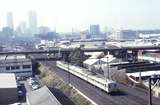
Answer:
top-left (69, 84), bottom-right (97, 105)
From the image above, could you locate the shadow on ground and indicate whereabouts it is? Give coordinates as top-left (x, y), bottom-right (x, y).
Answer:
top-left (109, 90), bottom-right (127, 96)
top-left (49, 87), bottom-right (75, 105)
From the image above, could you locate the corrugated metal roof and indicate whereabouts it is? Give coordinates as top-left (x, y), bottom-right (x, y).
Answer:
top-left (100, 55), bottom-right (116, 63)
top-left (83, 59), bottom-right (99, 65)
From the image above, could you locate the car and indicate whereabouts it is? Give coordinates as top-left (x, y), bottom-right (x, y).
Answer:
top-left (18, 90), bottom-right (24, 99)
top-left (28, 78), bottom-right (37, 85)
top-left (28, 79), bottom-right (35, 85)
top-left (31, 84), bottom-right (40, 90)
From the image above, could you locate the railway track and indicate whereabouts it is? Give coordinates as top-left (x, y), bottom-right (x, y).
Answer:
top-left (41, 61), bottom-right (160, 105)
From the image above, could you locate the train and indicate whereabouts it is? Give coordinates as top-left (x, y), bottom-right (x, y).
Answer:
top-left (56, 61), bottom-right (118, 93)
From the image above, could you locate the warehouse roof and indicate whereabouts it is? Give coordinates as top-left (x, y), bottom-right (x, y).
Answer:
top-left (27, 86), bottom-right (61, 105)
top-left (0, 73), bottom-right (17, 88)
top-left (83, 59), bottom-right (99, 65)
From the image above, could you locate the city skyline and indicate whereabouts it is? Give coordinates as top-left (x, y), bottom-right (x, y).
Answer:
top-left (0, 0), bottom-right (160, 32)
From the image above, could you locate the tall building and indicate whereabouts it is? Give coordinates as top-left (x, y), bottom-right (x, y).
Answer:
top-left (28, 11), bottom-right (38, 35)
top-left (111, 29), bottom-right (137, 40)
top-left (90, 24), bottom-right (100, 38)
top-left (16, 22), bottom-right (27, 36)
top-left (6, 12), bottom-right (14, 29)
top-left (38, 26), bottom-right (50, 34)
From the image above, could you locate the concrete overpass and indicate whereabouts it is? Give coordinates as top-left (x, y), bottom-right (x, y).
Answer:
top-left (0, 46), bottom-right (160, 62)
top-left (0, 46), bottom-right (160, 55)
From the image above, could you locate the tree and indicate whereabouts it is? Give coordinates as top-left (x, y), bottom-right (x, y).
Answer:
top-left (69, 46), bottom-right (87, 67)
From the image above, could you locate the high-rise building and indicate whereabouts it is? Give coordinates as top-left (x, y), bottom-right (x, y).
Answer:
top-left (90, 24), bottom-right (100, 35)
top-left (38, 26), bottom-right (50, 34)
top-left (90, 24), bottom-right (100, 38)
top-left (6, 12), bottom-right (14, 29)
top-left (28, 11), bottom-right (38, 35)
top-left (16, 22), bottom-right (27, 36)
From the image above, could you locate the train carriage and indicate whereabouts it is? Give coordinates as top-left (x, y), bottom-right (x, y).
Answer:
top-left (56, 61), bottom-right (118, 93)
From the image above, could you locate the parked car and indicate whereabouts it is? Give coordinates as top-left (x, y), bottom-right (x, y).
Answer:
top-left (28, 77), bottom-right (37, 85)
top-left (31, 84), bottom-right (40, 90)
top-left (18, 90), bottom-right (24, 99)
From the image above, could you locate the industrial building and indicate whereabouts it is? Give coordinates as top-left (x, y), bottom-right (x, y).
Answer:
top-left (0, 55), bottom-right (32, 77)
top-left (0, 73), bottom-right (18, 104)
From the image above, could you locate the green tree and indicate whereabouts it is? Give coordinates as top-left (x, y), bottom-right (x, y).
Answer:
top-left (69, 46), bottom-right (87, 67)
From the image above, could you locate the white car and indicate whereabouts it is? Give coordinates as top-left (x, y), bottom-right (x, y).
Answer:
top-left (28, 77), bottom-right (37, 85)
top-left (31, 84), bottom-right (40, 90)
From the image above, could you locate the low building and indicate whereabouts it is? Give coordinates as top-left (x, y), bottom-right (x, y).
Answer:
top-left (0, 55), bottom-right (32, 77)
top-left (100, 55), bottom-right (116, 64)
top-left (0, 73), bottom-right (18, 104)
top-left (26, 86), bottom-right (61, 105)
top-left (83, 58), bottom-right (100, 71)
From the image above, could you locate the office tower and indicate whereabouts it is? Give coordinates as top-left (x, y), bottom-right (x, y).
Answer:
top-left (16, 22), bottom-right (27, 36)
top-left (90, 24), bottom-right (100, 38)
top-left (6, 12), bottom-right (14, 29)
top-left (28, 11), bottom-right (38, 35)
top-left (38, 26), bottom-right (50, 34)
top-left (90, 24), bottom-right (100, 35)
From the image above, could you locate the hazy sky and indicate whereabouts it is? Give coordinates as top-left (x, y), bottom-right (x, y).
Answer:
top-left (0, 0), bottom-right (160, 32)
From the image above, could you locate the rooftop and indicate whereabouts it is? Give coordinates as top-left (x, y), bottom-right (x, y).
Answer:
top-left (27, 86), bottom-right (61, 105)
top-left (0, 73), bottom-right (17, 88)
top-left (83, 58), bottom-right (99, 65)
top-left (0, 55), bottom-right (31, 66)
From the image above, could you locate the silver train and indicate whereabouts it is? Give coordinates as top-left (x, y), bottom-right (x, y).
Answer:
top-left (56, 61), bottom-right (118, 93)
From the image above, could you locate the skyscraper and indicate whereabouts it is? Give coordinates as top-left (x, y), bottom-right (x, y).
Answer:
top-left (90, 24), bottom-right (100, 35)
top-left (6, 12), bottom-right (14, 29)
top-left (28, 11), bottom-right (38, 35)
top-left (90, 24), bottom-right (100, 38)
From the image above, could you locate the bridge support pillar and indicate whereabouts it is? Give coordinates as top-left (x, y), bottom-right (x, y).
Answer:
top-left (121, 50), bottom-right (128, 61)
top-left (132, 50), bottom-right (138, 62)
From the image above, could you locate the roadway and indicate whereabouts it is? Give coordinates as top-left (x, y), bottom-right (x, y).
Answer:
top-left (41, 61), bottom-right (160, 105)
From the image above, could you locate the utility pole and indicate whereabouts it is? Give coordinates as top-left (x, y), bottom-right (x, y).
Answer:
top-left (148, 77), bottom-right (152, 105)
top-left (68, 60), bottom-right (70, 84)
top-left (148, 77), bottom-right (160, 105)
top-left (67, 53), bottom-right (70, 84)
top-left (107, 56), bottom-right (109, 79)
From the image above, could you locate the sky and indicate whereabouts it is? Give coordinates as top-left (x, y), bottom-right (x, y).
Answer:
top-left (0, 0), bottom-right (160, 32)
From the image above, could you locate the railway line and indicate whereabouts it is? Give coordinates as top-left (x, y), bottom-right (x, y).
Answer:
top-left (41, 61), bottom-right (160, 105)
